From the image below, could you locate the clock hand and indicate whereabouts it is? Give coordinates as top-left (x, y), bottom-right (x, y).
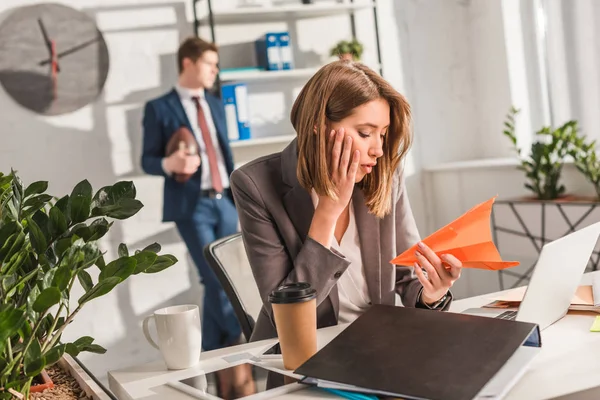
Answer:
top-left (37, 18), bottom-right (60, 72)
top-left (51, 39), bottom-right (58, 100)
top-left (38, 36), bottom-right (99, 67)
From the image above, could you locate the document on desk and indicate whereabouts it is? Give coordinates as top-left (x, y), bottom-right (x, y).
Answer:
top-left (295, 305), bottom-right (541, 400)
top-left (485, 283), bottom-right (600, 313)
top-left (390, 196), bottom-right (520, 271)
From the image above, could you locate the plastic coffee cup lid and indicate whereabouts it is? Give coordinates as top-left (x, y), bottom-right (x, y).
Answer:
top-left (268, 282), bottom-right (316, 304)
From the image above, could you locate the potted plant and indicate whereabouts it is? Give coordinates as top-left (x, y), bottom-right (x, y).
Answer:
top-left (329, 38), bottom-right (363, 61)
top-left (502, 106), bottom-right (579, 200)
top-left (569, 133), bottom-right (600, 200)
top-left (0, 170), bottom-right (178, 399)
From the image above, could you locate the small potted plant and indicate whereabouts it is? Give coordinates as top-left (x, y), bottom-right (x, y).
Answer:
top-left (329, 38), bottom-right (364, 62)
top-left (503, 106), bottom-right (579, 200)
top-left (0, 170), bottom-right (178, 399)
top-left (568, 133), bottom-right (600, 200)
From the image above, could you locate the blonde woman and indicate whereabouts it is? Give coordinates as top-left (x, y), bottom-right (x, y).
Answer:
top-left (230, 61), bottom-right (463, 342)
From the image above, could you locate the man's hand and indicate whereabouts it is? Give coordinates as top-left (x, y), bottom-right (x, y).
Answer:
top-left (164, 148), bottom-right (201, 175)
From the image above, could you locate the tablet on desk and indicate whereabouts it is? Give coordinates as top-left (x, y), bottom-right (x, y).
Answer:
top-left (167, 360), bottom-right (302, 400)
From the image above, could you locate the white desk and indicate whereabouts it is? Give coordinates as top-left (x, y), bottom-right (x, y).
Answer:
top-left (108, 272), bottom-right (600, 400)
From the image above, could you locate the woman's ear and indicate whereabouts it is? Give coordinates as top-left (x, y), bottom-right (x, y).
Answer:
top-left (313, 125), bottom-right (318, 134)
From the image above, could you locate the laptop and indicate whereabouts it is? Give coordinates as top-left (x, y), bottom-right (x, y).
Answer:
top-left (463, 221), bottom-right (600, 330)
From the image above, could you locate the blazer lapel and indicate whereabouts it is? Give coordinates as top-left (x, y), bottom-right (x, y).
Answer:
top-left (280, 140), bottom-right (314, 241)
top-left (352, 188), bottom-right (382, 304)
top-left (165, 89), bottom-right (193, 132)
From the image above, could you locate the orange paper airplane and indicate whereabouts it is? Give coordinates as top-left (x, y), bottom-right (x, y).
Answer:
top-left (390, 196), bottom-right (520, 270)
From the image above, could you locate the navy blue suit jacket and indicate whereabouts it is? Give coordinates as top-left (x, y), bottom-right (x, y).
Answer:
top-left (141, 88), bottom-right (235, 222)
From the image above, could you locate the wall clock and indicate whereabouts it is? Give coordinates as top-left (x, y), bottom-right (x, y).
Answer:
top-left (0, 3), bottom-right (109, 115)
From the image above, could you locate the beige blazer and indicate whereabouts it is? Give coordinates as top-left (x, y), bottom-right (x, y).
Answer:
top-left (230, 139), bottom-right (451, 342)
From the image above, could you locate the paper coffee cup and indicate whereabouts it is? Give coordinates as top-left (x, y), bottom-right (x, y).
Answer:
top-left (269, 282), bottom-right (317, 370)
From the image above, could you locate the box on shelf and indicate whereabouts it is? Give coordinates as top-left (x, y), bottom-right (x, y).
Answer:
top-left (255, 32), bottom-right (281, 71)
top-left (221, 82), bottom-right (251, 141)
top-left (255, 31), bottom-right (294, 71)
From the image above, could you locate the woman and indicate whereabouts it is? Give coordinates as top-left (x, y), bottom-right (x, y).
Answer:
top-left (230, 60), bottom-right (463, 342)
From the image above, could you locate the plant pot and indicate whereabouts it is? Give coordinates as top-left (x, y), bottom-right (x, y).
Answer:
top-left (29, 354), bottom-right (113, 400)
top-left (338, 53), bottom-right (354, 61)
top-left (29, 369), bottom-right (54, 393)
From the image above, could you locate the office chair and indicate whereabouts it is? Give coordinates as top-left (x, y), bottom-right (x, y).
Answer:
top-left (203, 233), bottom-right (262, 342)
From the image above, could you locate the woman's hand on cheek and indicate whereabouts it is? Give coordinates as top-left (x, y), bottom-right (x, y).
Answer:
top-left (413, 241), bottom-right (462, 305)
top-left (316, 128), bottom-right (359, 218)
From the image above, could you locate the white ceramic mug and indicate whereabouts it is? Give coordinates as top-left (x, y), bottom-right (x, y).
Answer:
top-left (142, 304), bottom-right (202, 370)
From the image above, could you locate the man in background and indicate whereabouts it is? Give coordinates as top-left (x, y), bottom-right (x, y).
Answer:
top-left (140, 37), bottom-right (242, 357)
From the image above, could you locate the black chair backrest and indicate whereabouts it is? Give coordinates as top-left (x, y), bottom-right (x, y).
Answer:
top-left (203, 233), bottom-right (262, 342)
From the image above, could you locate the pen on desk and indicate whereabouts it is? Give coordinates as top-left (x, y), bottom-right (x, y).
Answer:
top-left (320, 387), bottom-right (379, 400)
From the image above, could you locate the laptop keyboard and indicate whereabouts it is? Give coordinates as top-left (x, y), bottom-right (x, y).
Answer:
top-left (496, 310), bottom-right (518, 320)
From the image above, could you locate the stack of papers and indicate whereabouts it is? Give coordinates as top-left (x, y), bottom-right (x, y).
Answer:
top-left (484, 278), bottom-right (600, 313)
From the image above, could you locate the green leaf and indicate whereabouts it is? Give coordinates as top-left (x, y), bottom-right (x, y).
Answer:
top-left (92, 198), bottom-right (143, 220)
top-left (145, 254), bottom-right (178, 274)
top-left (54, 195), bottom-right (70, 220)
top-left (81, 343), bottom-right (107, 354)
top-left (78, 270), bottom-right (93, 291)
top-left (24, 181), bottom-right (48, 198)
top-left (32, 210), bottom-right (50, 241)
top-left (0, 305), bottom-right (25, 350)
top-left (27, 338), bottom-right (42, 363)
top-left (38, 314), bottom-right (55, 338)
top-left (5, 265), bottom-right (40, 298)
top-left (52, 265), bottom-right (71, 291)
top-left (65, 342), bottom-right (80, 357)
top-left (25, 356), bottom-right (45, 378)
top-left (55, 236), bottom-right (73, 258)
top-left (0, 230), bottom-right (24, 265)
top-left (132, 251), bottom-right (158, 274)
top-left (99, 257), bottom-right (136, 282)
top-left (78, 277), bottom-right (121, 304)
top-left (71, 223), bottom-right (93, 242)
top-left (96, 254), bottom-right (106, 271)
top-left (92, 182), bottom-right (136, 208)
top-left (68, 180), bottom-right (93, 223)
top-left (87, 218), bottom-right (111, 241)
top-left (23, 194), bottom-right (53, 208)
top-left (42, 267), bottom-right (56, 289)
top-left (142, 242), bottom-right (161, 254)
top-left (27, 217), bottom-right (48, 254)
top-left (118, 243), bottom-right (129, 258)
top-left (33, 287), bottom-right (61, 312)
top-left (73, 336), bottom-right (94, 349)
top-left (48, 206), bottom-right (68, 239)
top-left (78, 244), bottom-right (102, 270)
top-left (44, 344), bottom-right (66, 366)
top-left (0, 221), bottom-right (18, 247)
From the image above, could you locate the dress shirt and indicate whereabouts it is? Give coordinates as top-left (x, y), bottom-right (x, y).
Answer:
top-left (162, 84), bottom-right (230, 190)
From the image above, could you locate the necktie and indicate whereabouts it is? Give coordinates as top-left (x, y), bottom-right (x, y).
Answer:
top-left (192, 96), bottom-right (224, 193)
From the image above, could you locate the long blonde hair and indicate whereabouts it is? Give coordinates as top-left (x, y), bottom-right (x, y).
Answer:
top-left (290, 60), bottom-right (412, 218)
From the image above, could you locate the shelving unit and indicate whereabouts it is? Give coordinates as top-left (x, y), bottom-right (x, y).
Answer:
top-left (191, 0), bottom-right (383, 162)
top-left (220, 66), bottom-right (320, 82)
top-left (197, 2), bottom-right (375, 23)
top-left (229, 134), bottom-right (296, 148)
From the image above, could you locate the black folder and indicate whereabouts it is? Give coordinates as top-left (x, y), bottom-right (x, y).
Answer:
top-left (294, 305), bottom-right (541, 400)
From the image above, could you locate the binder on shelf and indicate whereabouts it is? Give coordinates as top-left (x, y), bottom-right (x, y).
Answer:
top-left (221, 83), bottom-right (251, 141)
top-left (295, 305), bottom-right (541, 400)
top-left (276, 32), bottom-right (294, 70)
top-left (255, 32), bottom-right (281, 71)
